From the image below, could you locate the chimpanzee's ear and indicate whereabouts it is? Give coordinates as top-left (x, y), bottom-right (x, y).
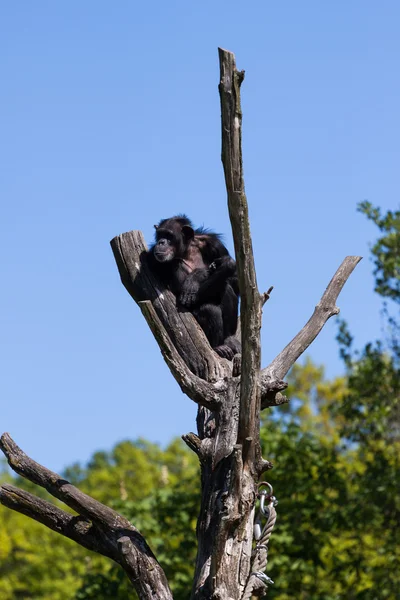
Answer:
top-left (154, 224), bottom-right (158, 230)
top-left (182, 225), bottom-right (195, 240)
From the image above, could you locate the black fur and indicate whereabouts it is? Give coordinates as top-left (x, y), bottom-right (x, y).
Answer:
top-left (148, 215), bottom-right (240, 360)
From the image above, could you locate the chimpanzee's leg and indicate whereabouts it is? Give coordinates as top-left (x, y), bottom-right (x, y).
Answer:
top-left (193, 297), bottom-right (240, 360)
top-left (217, 284), bottom-right (241, 359)
top-left (192, 303), bottom-right (224, 350)
top-left (221, 284), bottom-right (239, 337)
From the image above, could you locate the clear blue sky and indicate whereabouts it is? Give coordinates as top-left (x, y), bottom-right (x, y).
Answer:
top-left (1, 2), bottom-right (399, 472)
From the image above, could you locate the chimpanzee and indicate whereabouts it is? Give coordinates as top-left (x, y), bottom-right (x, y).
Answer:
top-left (148, 215), bottom-right (240, 360)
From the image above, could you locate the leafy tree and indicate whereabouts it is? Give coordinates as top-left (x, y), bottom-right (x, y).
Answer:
top-left (358, 201), bottom-right (400, 360)
top-left (358, 202), bottom-right (400, 309)
top-left (255, 204), bottom-right (400, 598)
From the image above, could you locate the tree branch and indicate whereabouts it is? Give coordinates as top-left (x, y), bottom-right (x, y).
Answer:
top-left (260, 256), bottom-right (362, 407)
top-left (0, 483), bottom-right (114, 559)
top-left (117, 536), bottom-right (172, 600)
top-left (139, 300), bottom-right (224, 410)
top-left (261, 286), bottom-right (274, 306)
top-left (0, 433), bottom-right (130, 528)
top-left (0, 433), bottom-right (173, 600)
top-left (219, 47), bottom-right (262, 468)
top-left (181, 432), bottom-right (204, 457)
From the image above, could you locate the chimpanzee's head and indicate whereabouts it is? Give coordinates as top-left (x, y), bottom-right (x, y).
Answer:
top-left (152, 215), bottom-right (194, 263)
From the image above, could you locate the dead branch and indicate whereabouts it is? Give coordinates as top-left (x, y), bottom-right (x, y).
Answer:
top-left (219, 47), bottom-right (262, 469)
top-left (1, 433), bottom-right (130, 527)
top-left (0, 433), bottom-right (173, 600)
top-left (267, 255), bottom-right (362, 380)
top-left (0, 484), bottom-right (114, 558)
top-left (260, 256), bottom-right (362, 408)
top-left (261, 286), bottom-right (274, 306)
top-left (139, 300), bottom-right (224, 410)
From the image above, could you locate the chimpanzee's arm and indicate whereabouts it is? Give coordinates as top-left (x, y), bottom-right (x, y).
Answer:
top-left (197, 257), bottom-right (237, 300)
top-left (200, 234), bottom-right (230, 263)
top-left (200, 235), bottom-right (238, 296)
top-left (178, 268), bottom-right (209, 308)
top-left (179, 257), bottom-right (237, 308)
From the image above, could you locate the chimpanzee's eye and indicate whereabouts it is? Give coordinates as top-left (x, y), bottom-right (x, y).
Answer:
top-left (157, 231), bottom-right (173, 242)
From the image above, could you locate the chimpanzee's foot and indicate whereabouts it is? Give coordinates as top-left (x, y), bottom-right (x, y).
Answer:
top-left (232, 353), bottom-right (241, 376)
top-left (179, 291), bottom-right (197, 308)
top-left (214, 344), bottom-right (235, 360)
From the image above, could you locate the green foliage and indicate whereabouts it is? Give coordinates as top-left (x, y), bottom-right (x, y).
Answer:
top-left (257, 201), bottom-right (400, 598)
top-left (336, 335), bottom-right (400, 445)
top-left (75, 568), bottom-right (131, 600)
top-left (358, 201), bottom-right (400, 361)
top-left (3, 351), bottom-right (397, 599)
top-left (0, 500), bottom-right (91, 600)
top-left (262, 359), bottom-right (400, 599)
top-left (0, 439), bottom-right (199, 600)
top-left (359, 201), bottom-right (400, 306)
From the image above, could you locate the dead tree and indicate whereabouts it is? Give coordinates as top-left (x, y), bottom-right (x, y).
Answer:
top-left (0, 49), bottom-right (360, 600)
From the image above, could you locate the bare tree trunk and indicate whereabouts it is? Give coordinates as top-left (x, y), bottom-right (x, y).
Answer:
top-left (0, 48), bottom-right (361, 600)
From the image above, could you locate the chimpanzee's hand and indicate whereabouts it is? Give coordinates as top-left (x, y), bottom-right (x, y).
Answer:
top-left (210, 256), bottom-right (236, 275)
top-left (179, 280), bottom-right (200, 308)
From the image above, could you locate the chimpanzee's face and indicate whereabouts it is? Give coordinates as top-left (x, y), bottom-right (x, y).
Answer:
top-left (153, 221), bottom-right (194, 263)
top-left (153, 229), bottom-right (176, 262)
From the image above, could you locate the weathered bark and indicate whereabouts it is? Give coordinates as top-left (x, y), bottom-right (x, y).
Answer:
top-left (187, 49), bottom-right (263, 600)
top-left (0, 433), bottom-right (172, 600)
top-left (261, 256), bottom-right (362, 384)
top-left (0, 48), bottom-right (361, 600)
top-left (260, 255), bottom-right (362, 409)
top-left (219, 49), bottom-right (262, 465)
